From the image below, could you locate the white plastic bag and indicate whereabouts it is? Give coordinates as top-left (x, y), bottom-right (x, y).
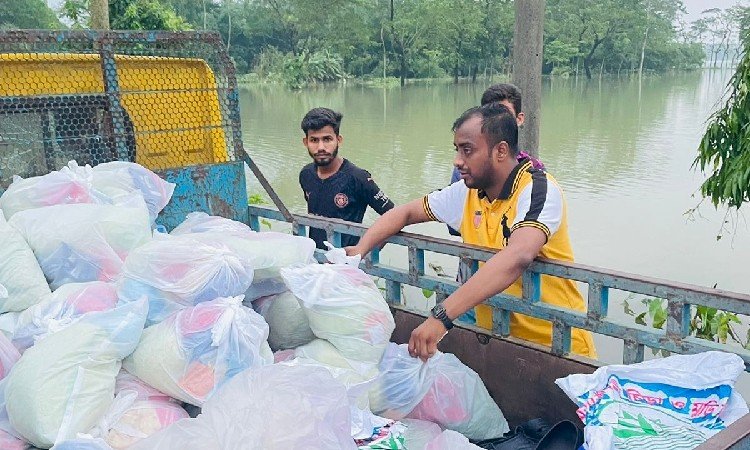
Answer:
top-left (51, 435), bottom-right (113, 450)
top-left (171, 213), bottom-right (317, 301)
top-left (556, 351), bottom-right (749, 450)
top-left (370, 343), bottom-right (509, 441)
top-left (425, 430), bottom-right (484, 449)
top-left (281, 263), bottom-right (395, 364)
top-left (253, 291), bottom-right (315, 351)
top-left (295, 338), bottom-right (379, 379)
top-left (12, 282), bottom-right (118, 352)
top-left (123, 296), bottom-right (273, 406)
top-left (0, 337), bottom-right (27, 450)
top-left (0, 161), bottom-right (100, 219)
top-left (91, 161), bottom-right (175, 221)
top-left (170, 211), bottom-right (255, 236)
top-left (0, 210), bottom-right (51, 313)
top-left (114, 371), bottom-right (171, 401)
top-left (0, 160), bottom-right (174, 224)
top-left (90, 380), bottom-right (189, 449)
top-left (0, 333), bottom-right (20, 381)
top-left (401, 419), bottom-right (442, 450)
top-left (4, 300), bottom-right (148, 448)
top-left (117, 233), bottom-right (254, 325)
top-left (324, 241), bottom-right (362, 266)
top-left (8, 198), bottom-right (152, 289)
top-left (131, 364), bottom-right (357, 450)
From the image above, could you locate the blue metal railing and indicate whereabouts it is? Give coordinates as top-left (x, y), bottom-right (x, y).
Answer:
top-left (248, 204), bottom-right (750, 370)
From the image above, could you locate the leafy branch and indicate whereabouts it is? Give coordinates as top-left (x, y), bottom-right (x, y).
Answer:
top-left (623, 295), bottom-right (750, 356)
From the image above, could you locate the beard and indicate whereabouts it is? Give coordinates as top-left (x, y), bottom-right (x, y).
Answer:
top-left (311, 146), bottom-right (339, 167)
top-left (462, 166), bottom-right (493, 190)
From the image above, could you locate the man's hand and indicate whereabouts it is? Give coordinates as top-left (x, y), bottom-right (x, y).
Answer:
top-left (408, 316), bottom-right (448, 361)
top-left (344, 245), bottom-right (362, 257)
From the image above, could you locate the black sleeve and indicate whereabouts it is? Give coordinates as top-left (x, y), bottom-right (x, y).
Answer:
top-left (357, 170), bottom-right (394, 215)
top-left (298, 169), bottom-right (308, 202)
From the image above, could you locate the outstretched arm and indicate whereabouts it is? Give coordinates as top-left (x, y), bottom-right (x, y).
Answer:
top-left (408, 226), bottom-right (547, 360)
top-left (347, 198), bottom-right (431, 256)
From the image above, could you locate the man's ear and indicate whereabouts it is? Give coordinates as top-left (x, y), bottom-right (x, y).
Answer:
top-left (302, 137), bottom-right (308, 146)
top-left (493, 141), bottom-right (510, 161)
top-left (337, 134), bottom-right (343, 145)
top-left (516, 112), bottom-right (525, 127)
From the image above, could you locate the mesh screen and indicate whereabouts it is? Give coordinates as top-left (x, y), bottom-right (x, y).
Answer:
top-left (0, 31), bottom-right (241, 189)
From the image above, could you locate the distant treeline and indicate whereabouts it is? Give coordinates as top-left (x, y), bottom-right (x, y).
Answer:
top-left (3, 0), bottom-right (749, 87)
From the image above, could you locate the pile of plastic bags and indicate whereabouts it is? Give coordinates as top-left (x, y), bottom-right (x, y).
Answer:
top-left (0, 160), bottom-right (513, 449)
top-left (0, 160), bottom-right (174, 222)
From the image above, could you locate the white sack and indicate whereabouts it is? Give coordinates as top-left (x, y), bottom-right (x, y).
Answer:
top-left (281, 263), bottom-right (395, 364)
top-left (555, 351), bottom-right (749, 450)
top-left (123, 296), bottom-right (273, 406)
top-left (8, 199), bottom-right (152, 289)
top-left (0, 210), bottom-right (51, 313)
top-left (117, 233), bottom-right (254, 325)
top-left (4, 300), bottom-right (147, 448)
top-left (369, 343), bottom-right (509, 441)
top-left (253, 291), bottom-right (315, 351)
top-left (12, 282), bottom-right (118, 352)
top-left (130, 364), bottom-right (356, 450)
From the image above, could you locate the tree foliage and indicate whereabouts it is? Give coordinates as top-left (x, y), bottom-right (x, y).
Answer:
top-left (695, 30), bottom-right (750, 209)
top-left (4, 0), bottom-right (738, 86)
top-left (61, 0), bottom-right (190, 31)
top-left (0, 0), bottom-right (60, 30)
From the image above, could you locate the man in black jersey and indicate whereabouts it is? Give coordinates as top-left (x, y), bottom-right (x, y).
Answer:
top-left (298, 107), bottom-right (394, 249)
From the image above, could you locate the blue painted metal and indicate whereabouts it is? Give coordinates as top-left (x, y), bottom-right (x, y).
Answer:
top-left (155, 162), bottom-right (248, 231)
top-left (247, 204), bottom-right (750, 372)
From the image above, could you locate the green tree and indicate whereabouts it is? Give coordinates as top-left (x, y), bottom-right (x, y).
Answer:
top-left (110, 0), bottom-right (191, 30)
top-left (694, 29), bottom-right (750, 209)
top-left (0, 0), bottom-right (61, 29)
top-left (637, 0), bottom-right (686, 77)
top-left (432, 0), bottom-right (486, 83)
top-left (62, 0), bottom-right (191, 30)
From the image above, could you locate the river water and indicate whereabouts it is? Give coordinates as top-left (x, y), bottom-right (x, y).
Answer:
top-left (240, 70), bottom-right (749, 373)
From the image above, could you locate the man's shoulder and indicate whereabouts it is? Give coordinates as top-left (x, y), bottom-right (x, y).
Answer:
top-left (299, 163), bottom-right (317, 182)
top-left (300, 162), bottom-right (316, 174)
top-left (524, 166), bottom-right (562, 188)
top-left (340, 159), bottom-right (371, 178)
top-left (341, 159), bottom-right (375, 183)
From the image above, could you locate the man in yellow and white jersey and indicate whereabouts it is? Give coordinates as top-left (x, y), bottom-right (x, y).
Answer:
top-left (346, 102), bottom-right (597, 360)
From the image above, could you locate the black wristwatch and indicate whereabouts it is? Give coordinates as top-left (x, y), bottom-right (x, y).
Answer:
top-left (431, 303), bottom-right (454, 330)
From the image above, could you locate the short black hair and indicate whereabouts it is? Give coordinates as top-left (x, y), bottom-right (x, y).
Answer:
top-left (480, 83), bottom-right (522, 116)
top-left (301, 107), bottom-right (343, 135)
top-left (452, 102), bottom-right (519, 156)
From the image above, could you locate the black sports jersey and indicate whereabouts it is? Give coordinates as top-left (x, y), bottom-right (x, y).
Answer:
top-left (299, 159), bottom-right (394, 249)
